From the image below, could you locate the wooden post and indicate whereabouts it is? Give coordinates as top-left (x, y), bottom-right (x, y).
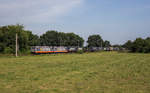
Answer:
top-left (16, 33), bottom-right (18, 57)
top-left (101, 41), bottom-right (103, 50)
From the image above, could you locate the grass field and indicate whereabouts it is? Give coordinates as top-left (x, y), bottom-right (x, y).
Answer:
top-left (0, 52), bottom-right (150, 93)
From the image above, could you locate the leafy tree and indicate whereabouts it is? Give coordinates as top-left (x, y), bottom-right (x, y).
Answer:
top-left (123, 37), bottom-right (150, 53)
top-left (0, 25), bottom-right (24, 53)
top-left (40, 31), bottom-right (60, 46)
top-left (132, 38), bottom-right (146, 53)
top-left (123, 40), bottom-right (133, 50)
top-left (27, 31), bottom-right (40, 46)
top-left (0, 24), bottom-right (39, 53)
top-left (40, 31), bottom-right (84, 47)
top-left (0, 43), bottom-right (4, 52)
top-left (87, 35), bottom-right (103, 47)
top-left (103, 40), bottom-right (111, 47)
top-left (144, 37), bottom-right (150, 53)
top-left (65, 33), bottom-right (84, 47)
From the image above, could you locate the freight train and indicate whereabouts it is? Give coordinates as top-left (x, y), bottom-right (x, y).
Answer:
top-left (31, 46), bottom-right (83, 54)
top-left (31, 46), bottom-right (123, 54)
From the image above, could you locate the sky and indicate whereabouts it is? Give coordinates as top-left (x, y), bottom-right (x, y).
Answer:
top-left (0, 0), bottom-right (150, 45)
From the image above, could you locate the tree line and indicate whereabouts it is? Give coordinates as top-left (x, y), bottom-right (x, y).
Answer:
top-left (87, 35), bottom-right (111, 47)
top-left (123, 37), bottom-right (150, 53)
top-left (0, 24), bottom-right (149, 54)
top-left (0, 24), bottom-right (85, 54)
top-left (0, 24), bottom-right (111, 54)
top-left (0, 25), bottom-right (38, 54)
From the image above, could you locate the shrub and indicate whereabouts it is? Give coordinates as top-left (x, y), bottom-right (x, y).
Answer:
top-left (0, 43), bottom-right (4, 52)
top-left (4, 47), bottom-right (13, 54)
top-left (77, 50), bottom-right (84, 54)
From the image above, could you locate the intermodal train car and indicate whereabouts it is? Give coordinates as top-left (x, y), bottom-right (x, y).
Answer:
top-left (88, 47), bottom-right (103, 52)
top-left (31, 46), bottom-right (83, 54)
top-left (31, 46), bottom-right (68, 54)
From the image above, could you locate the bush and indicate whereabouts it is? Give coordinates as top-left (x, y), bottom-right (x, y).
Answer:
top-left (18, 49), bottom-right (31, 55)
top-left (0, 43), bottom-right (4, 52)
top-left (77, 50), bottom-right (84, 54)
top-left (4, 47), bottom-right (13, 54)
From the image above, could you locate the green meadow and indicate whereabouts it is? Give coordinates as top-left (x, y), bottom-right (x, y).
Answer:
top-left (0, 52), bottom-right (150, 93)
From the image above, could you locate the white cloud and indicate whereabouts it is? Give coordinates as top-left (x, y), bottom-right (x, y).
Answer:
top-left (0, 0), bottom-right (84, 24)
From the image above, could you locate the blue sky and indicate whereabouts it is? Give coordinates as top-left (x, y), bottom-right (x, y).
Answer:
top-left (0, 0), bottom-right (150, 44)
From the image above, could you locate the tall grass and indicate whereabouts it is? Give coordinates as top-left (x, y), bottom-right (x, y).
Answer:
top-left (0, 52), bottom-right (150, 93)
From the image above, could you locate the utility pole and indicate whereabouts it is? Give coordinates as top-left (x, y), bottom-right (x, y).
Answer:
top-left (101, 41), bottom-right (103, 50)
top-left (16, 33), bottom-right (18, 57)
